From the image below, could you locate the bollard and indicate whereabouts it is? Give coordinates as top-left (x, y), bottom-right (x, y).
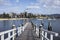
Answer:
top-left (12, 25), bottom-right (16, 40)
top-left (12, 25), bottom-right (16, 29)
top-left (19, 24), bottom-right (21, 27)
top-left (18, 24), bottom-right (21, 36)
top-left (41, 21), bottom-right (44, 26)
top-left (48, 22), bottom-right (52, 31)
top-left (39, 24), bottom-right (42, 38)
top-left (22, 24), bottom-right (23, 26)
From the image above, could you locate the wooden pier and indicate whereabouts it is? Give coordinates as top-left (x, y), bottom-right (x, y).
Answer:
top-left (0, 22), bottom-right (59, 40)
top-left (16, 22), bottom-right (40, 40)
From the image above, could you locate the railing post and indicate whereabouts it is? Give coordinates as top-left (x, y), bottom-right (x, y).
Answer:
top-left (18, 27), bottom-right (19, 36)
top-left (39, 25), bottom-right (41, 38)
top-left (12, 25), bottom-right (16, 40)
top-left (50, 34), bottom-right (53, 40)
top-left (33, 25), bottom-right (36, 32)
top-left (21, 24), bottom-right (23, 32)
top-left (13, 30), bottom-right (15, 40)
top-left (8, 32), bottom-right (10, 40)
top-left (45, 32), bottom-right (47, 40)
top-left (41, 31), bottom-right (44, 40)
top-left (35, 25), bottom-right (36, 32)
top-left (18, 25), bottom-right (21, 36)
top-left (20, 27), bottom-right (21, 34)
top-left (31, 22), bottom-right (34, 30)
top-left (1, 34), bottom-right (4, 40)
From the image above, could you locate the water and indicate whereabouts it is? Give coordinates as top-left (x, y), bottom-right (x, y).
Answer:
top-left (0, 20), bottom-right (24, 32)
top-left (31, 19), bottom-right (60, 33)
top-left (31, 19), bottom-right (60, 40)
top-left (0, 19), bottom-right (60, 40)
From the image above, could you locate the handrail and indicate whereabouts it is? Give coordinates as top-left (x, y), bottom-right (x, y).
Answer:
top-left (41, 28), bottom-right (59, 36)
top-left (0, 28), bottom-right (17, 40)
top-left (36, 27), bottom-right (59, 40)
top-left (0, 23), bottom-right (28, 40)
top-left (0, 28), bottom-right (16, 35)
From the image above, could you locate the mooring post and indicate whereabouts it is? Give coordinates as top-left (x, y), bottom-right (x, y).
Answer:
top-left (18, 24), bottom-right (21, 36)
top-left (48, 22), bottom-right (52, 31)
top-left (12, 25), bottom-right (16, 40)
top-left (12, 25), bottom-right (16, 29)
top-left (39, 24), bottom-right (42, 38)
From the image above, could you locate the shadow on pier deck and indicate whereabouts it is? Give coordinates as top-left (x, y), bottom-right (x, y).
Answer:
top-left (16, 22), bottom-right (40, 40)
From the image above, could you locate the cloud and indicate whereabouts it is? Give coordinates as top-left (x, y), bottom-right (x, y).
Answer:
top-left (0, 0), bottom-right (12, 6)
top-left (36, 0), bottom-right (60, 8)
top-left (27, 2), bottom-right (40, 9)
top-left (16, 0), bottom-right (19, 2)
top-left (0, 0), bottom-right (3, 2)
top-left (0, 0), bottom-right (4, 4)
top-left (27, 5), bottom-right (40, 9)
top-left (30, 2), bottom-right (40, 6)
top-left (0, 6), bottom-right (20, 13)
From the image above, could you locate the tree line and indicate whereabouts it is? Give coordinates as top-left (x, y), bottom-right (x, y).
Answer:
top-left (0, 12), bottom-right (37, 18)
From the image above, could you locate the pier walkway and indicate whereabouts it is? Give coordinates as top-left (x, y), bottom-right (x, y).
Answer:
top-left (0, 22), bottom-right (59, 40)
top-left (16, 22), bottom-right (40, 40)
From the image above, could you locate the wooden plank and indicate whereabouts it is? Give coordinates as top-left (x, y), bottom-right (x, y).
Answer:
top-left (16, 22), bottom-right (41, 40)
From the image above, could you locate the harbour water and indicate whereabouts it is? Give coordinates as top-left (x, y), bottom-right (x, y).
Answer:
top-left (0, 20), bottom-right (24, 32)
top-left (0, 19), bottom-right (60, 40)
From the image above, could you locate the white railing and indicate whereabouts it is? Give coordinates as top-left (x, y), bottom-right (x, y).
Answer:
top-left (36, 27), bottom-right (59, 40)
top-left (0, 28), bottom-right (17, 40)
top-left (0, 23), bottom-right (28, 40)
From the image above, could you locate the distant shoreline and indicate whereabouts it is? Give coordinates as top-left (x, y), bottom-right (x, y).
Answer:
top-left (0, 18), bottom-right (59, 21)
top-left (0, 18), bottom-right (28, 20)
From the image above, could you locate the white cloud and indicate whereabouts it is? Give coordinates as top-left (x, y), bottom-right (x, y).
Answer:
top-left (53, 0), bottom-right (60, 5)
top-left (27, 5), bottom-right (40, 9)
top-left (0, 0), bottom-right (4, 2)
top-left (36, 0), bottom-right (60, 8)
top-left (16, 0), bottom-right (19, 2)
top-left (27, 2), bottom-right (40, 9)
top-left (0, 0), bottom-right (12, 6)
top-left (0, 0), bottom-right (4, 4)
top-left (30, 2), bottom-right (40, 6)
top-left (0, 6), bottom-right (20, 13)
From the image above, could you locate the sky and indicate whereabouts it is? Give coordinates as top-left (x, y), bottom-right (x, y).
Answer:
top-left (0, 0), bottom-right (60, 14)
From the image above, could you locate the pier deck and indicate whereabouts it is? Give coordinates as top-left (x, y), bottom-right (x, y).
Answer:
top-left (16, 22), bottom-right (40, 40)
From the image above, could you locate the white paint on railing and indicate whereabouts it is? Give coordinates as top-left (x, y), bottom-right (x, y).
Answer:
top-left (8, 32), bottom-right (10, 40)
top-left (23, 23), bottom-right (28, 31)
top-left (50, 34), bottom-right (53, 40)
top-left (1, 34), bottom-right (4, 40)
top-left (36, 27), bottom-right (59, 40)
top-left (41, 31), bottom-right (44, 40)
top-left (0, 23), bottom-right (28, 40)
top-left (36, 28), bottom-right (39, 36)
top-left (41, 28), bottom-right (59, 36)
top-left (45, 32), bottom-right (47, 40)
top-left (40, 33), bottom-right (49, 40)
